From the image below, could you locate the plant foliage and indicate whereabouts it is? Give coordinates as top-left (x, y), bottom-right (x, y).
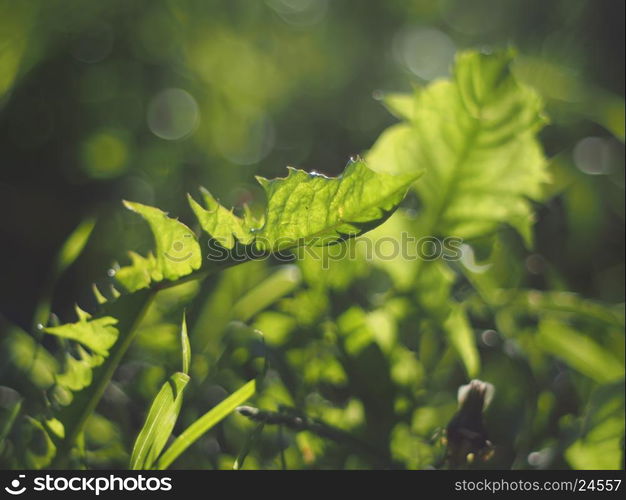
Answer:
top-left (1, 47), bottom-right (623, 471)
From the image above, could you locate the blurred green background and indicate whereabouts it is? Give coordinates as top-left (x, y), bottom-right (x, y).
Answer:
top-left (0, 0), bottom-right (624, 470)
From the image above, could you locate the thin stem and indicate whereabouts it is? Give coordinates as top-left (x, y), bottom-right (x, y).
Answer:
top-left (236, 406), bottom-right (395, 467)
top-left (156, 380), bottom-right (256, 470)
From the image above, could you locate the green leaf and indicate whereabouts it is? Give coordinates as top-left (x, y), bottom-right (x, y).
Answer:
top-left (367, 49), bottom-right (549, 246)
top-left (537, 320), bottom-right (624, 383)
top-left (156, 380), bottom-right (256, 469)
top-left (114, 251), bottom-right (158, 294)
top-left (55, 346), bottom-right (104, 393)
top-left (188, 187), bottom-right (255, 249)
top-left (51, 289), bottom-right (155, 467)
top-left (253, 160), bottom-right (420, 250)
top-left (120, 160), bottom-right (418, 292)
top-left (130, 371), bottom-right (190, 470)
top-left (44, 309), bottom-right (118, 356)
top-left (190, 159), bottom-right (421, 252)
top-left (180, 313), bottom-right (190, 375)
top-left (120, 201), bottom-right (202, 289)
top-left (444, 305), bottom-right (480, 378)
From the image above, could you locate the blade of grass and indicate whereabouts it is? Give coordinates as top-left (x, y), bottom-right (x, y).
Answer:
top-left (180, 312), bottom-right (191, 375)
top-left (156, 379), bottom-right (256, 469)
top-left (130, 371), bottom-right (190, 470)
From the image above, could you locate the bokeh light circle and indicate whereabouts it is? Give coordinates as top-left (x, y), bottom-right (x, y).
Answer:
top-left (393, 27), bottom-right (456, 81)
top-left (147, 88), bottom-right (200, 140)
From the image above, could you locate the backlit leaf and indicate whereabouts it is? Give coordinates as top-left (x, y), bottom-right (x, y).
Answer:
top-left (44, 312), bottom-right (118, 356)
top-left (130, 372), bottom-right (190, 470)
top-left (190, 159), bottom-right (421, 252)
top-left (156, 380), bottom-right (256, 469)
